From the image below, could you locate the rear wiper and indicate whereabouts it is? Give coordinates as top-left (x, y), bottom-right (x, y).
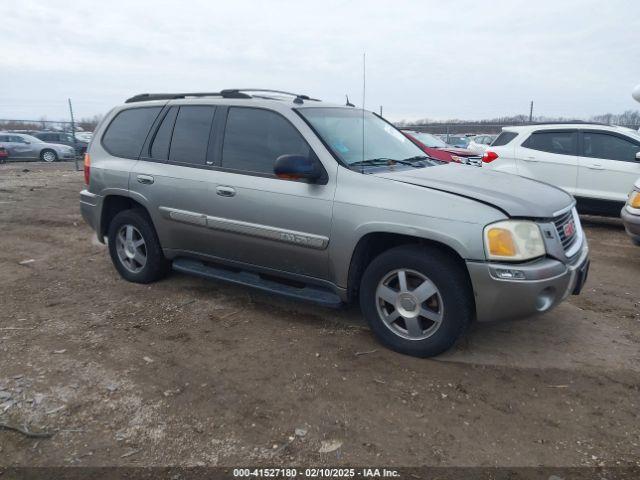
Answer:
top-left (350, 158), bottom-right (416, 168)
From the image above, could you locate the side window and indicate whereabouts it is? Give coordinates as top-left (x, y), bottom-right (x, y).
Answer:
top-left (222, 107), bottom-right (311, 175)
top-left (522, 131), bottom-right (577, 155)
top-left (150, 107), bottom-right (178, 160)
top-left (102, 107), bottom-right (162, 158)
top-left (582, 132), bottom-right (640, 162)
top-left (168, 106), bottom-right (215, 165)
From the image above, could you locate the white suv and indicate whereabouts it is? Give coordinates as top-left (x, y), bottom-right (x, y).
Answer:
top-left (482, 123), bottom-right (640, 215)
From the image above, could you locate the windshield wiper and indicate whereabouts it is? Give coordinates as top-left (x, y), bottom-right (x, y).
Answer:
top-left (402, 155), bottom-right (445, 165)
top-left (402, 155), bottom-right (432, 162)
top-left (350, 158), bottom-right (416, 168)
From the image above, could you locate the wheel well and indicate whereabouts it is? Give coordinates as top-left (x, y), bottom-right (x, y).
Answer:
top-left (346, 232), bottom-right (469, 302)
top-left (100, 195), bottom-right (148, 240)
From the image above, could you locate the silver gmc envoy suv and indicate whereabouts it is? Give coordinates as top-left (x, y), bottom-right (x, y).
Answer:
top-left (80, 89), bottom-right (590, 357)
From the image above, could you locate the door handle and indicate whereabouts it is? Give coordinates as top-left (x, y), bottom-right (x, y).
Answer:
top-left (524, 156), bottom-right (537, 162)
top-left (587, 164), bottom-right (604, 170)
top-left (216, 186), bottom-right (236, 197)
top-left (137, 174), bottom-right (154, 184)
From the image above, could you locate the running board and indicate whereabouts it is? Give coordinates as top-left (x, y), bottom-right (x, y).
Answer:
top-left (172, 258), bottom-right (343, 308)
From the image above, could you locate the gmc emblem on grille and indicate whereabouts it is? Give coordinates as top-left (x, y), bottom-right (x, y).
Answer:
top-left (563, 220), bottom-right (576, 238)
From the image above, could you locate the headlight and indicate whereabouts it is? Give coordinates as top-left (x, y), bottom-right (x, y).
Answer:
top-left (627, 191), bottom-right (640, 209)
top-left (484, 220), bottom-right (545, 261)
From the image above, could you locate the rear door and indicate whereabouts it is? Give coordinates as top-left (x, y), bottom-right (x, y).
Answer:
top-left (129, 104), bottom-right (221, 257)
top-left (516, 129), bottom-right (578, 194)
top-left (576, 130), bottom-right (640, 203)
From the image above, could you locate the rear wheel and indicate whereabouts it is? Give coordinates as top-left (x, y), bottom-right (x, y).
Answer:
top-left (359, 245), bottom-right (474, 357)
top-left (107, 209), bottom-right (170, 283)
top-left (40, 149), bottom-right (58, 162)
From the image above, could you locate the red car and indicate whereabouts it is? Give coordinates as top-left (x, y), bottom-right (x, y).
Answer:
top-left (401, 130), bottom-right (482, 166)
top-left (0, 147), bottom-right (8, 163)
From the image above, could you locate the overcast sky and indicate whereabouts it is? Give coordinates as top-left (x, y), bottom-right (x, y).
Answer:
top-left (2, 0), bottom-right (639, 122)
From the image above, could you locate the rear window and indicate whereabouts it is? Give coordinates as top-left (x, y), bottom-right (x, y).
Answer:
top-left (522, 131), bottom-right (577, 155)
top-left (102, 107), bottom-right (162, 158)
top-left (491, 132), bottom-right (517, 146)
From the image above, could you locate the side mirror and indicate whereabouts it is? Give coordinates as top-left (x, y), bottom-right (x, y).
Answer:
top-left (274, 154), bottom-right (322, 182)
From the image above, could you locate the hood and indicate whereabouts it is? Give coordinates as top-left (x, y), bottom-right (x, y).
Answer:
top-left (375, 164), bottom-right (574, 218)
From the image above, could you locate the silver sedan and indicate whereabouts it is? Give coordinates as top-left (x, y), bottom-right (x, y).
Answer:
top-left (0, 132), bottom-right (76, 162)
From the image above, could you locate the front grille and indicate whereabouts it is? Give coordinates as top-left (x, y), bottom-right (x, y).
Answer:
top-left (465, 156), bottom-right (482, 167)
top-left (553, 208), bottom-right (579, 253)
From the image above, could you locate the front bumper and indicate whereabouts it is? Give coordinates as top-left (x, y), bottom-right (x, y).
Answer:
top-left (466, 242), bottom-right (589, 323)
top-left (621, 206), bottom-right (640, 243)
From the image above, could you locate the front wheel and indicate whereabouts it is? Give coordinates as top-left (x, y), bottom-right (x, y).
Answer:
top-left (107, 209), bottom-right (170, 284)
top-left (359, 245), bottom-right (474, 357)
top-left (40, 149), bottom-right (58, 162)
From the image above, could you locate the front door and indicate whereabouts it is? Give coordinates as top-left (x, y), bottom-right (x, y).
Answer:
top-left (204, 106), bottom-right (335, 280)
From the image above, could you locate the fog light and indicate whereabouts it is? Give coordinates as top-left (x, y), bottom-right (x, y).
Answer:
top-left (535, 287), bottom-right (556, 312)
top-left (494, 268), bottom-right (526, 280)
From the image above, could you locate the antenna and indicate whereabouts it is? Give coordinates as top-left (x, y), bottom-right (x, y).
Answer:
top-left (361, 52), bottom-right (366, 172)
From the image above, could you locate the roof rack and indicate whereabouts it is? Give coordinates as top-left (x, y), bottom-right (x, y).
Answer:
top-left (221, 89), bottom-right (320, 104)
top-left (125, 89), bottom-right (319, 104)
top-left (528, 120), bottom-right (610, 126)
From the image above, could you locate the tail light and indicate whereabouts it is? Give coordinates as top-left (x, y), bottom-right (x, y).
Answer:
top-left (483, 151), bottom-right (499, 163)
top-left (83, 153), bottom-right (91, 185)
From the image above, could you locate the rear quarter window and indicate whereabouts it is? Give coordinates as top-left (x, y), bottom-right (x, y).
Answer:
top-left (491, 131), bottom-right (518, 146)
top-left (102, 107), bottom-right (162, 158)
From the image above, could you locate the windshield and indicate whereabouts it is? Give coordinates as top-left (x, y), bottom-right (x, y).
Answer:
top-left (406, 131), bottom-right (448, 148)
top-left (444, 136), bottom-right (469, 147)
top-left (298, 108), bottom-right (430, 166)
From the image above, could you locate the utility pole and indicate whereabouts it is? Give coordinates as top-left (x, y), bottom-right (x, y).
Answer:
top-left (68, 98), bottom-right (79, 171)
top-left (529, 101), bottom-right (534, 123)
top-left (379, 106), bottom-right (383, 117)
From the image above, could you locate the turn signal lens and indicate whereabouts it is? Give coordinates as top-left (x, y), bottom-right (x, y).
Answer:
top-left (487, 228), bottom-right (516, 257)
top-left (83, 153), bottom-right (91, 185)
top-left (628, 191), bottom-right (640, 209)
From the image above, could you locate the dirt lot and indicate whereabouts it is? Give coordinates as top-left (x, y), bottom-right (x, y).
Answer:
top-left (1, 162), bottom-right (639, 467)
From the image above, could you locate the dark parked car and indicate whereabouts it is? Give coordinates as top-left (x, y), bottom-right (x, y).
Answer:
top-left (33, 131), bottom-right (88, 156)
top-left (401, 130), bottom-right (482, 166)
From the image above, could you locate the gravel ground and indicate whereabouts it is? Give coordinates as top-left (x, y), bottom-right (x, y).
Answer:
top-left (0, 162), bottom-right (638, 467)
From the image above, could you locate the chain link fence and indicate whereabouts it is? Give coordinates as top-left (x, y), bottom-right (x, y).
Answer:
top-left (394, 122), bottom-right (640, 135)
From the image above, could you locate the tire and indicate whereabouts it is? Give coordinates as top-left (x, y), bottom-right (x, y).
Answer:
top-left (359, 244), bottom-right (474, 358)
top-left (107, 209), bottom-right (170, 284)
top-left (40, 149), bottom-right (58, 163)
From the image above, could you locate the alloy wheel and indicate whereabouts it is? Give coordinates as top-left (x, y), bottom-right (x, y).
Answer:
top-left (115, 224), bottom-right (147, 273)
top-left (375, 268), bottom-right (444, 340)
